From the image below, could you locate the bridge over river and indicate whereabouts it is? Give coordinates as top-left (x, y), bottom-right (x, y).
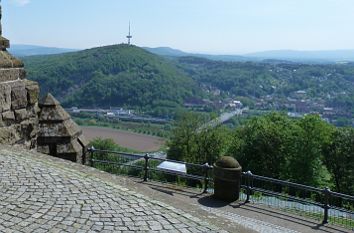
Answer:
top-left (198, 109), bottom-right (244, 132)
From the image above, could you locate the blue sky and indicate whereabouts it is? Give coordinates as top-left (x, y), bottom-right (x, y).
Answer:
top-left (3, 0), bottom-right (354, 54)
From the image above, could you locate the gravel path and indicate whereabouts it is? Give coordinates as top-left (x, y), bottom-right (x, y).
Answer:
top-left (0, 147), bottom-right (224, 233)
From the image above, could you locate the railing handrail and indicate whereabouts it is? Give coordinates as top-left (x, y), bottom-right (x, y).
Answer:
top-left (89, 147), bottom-right (144, 158)
top-left (242, 172), bottom-right (323, 193)
top-left (242, 171), bottom-right (354, 201)
top-left (89, 147), bottom-right (210, 168)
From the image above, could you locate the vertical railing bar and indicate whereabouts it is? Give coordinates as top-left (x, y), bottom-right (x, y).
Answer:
top-left (143, 153), bottom-right (149, 182)
top-left (245, 170), bottom-right (252, 203)
top-left (89, 146), bottom-right (95, 167)
top-left (202, 163), bottom-right (210, 193)
top-left (322, 187), bottom-right (330, 224)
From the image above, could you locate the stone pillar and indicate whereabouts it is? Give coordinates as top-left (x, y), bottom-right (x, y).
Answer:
top-left (213, 156), bottom-right (242, 202)
top-left (37, 93), bottom-right (88, 163)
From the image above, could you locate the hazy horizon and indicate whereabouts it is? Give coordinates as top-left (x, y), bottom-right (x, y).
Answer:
top-left (4, 0), bottom-right (354, 54)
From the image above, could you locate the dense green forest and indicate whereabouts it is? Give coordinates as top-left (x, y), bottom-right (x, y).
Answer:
top-left (168, 112), bottom-right (354, 195)
top-left (23, 45), bottom-right (201, 116)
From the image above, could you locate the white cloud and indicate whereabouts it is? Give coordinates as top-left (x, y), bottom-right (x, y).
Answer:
top-left (10, 0), bottom-right (31, 7)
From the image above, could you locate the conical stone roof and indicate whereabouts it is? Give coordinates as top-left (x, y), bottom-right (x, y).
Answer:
top-left (39, 93), bottom-right (61, 107)
top-left (38, 93), bottom-right (81, 137)
top-left (37, 93), bottom-right (88, 164)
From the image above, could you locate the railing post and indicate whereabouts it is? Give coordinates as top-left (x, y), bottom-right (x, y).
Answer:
top-left (245, 170), bottom-right (253, 203)
top-left (322, 187), bottom-right (330, 224)
top-left (202, 163), bottom-right (210, 193)
top-left (88, 146), bottom-right (95, 167)
top-left (143, 153), bottom-right (149, 182)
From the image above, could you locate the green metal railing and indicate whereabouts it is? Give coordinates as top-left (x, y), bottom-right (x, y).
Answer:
top-left (241, 171), bottom-right (353, 228)
top-left (87, 147), bottom-right (353, 229)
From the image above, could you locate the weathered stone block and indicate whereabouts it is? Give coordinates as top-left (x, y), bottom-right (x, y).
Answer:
top-left (15, 109), bottom-right (28, 121)
top-left (27, 103), bottom-right (41, 119)
top-left (19, 68), bottom-right (26, 80)
top-left (37, 145), bottom-right (50, 154)
top-left (2, 111), bottom-right (15, 121)
top-left (78, 135), bottom-right (89, 148)
top-left (0, 83), bottom-right (11, 112)
top-left (39, 93), bottom-right (60, 107)
top-left (25, 80), bottom-right (39, 105)
top-left (0, 37), bottom-right (10, 50)
top-left (0, 68), bottom-right (20, 82)
top-left (11, 81), bottom-right (27, 110)
top-left (39, 119), bottom-right (81, 138)
top-left (39, 105), bottom-right (70, 122)
top-left (0, 50), bottom-right (24, 68)
top-left (57, 139), bottom-right (82, 154)
top-left (0, 126), bottom-right (20, 144)
top-left (20, 118), bottom-right (38, 138)
top-left (0, 116), bottom-right (4, 127)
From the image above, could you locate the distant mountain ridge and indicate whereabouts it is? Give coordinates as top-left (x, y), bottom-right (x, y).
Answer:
top-left (143, 47), bottom-right (249, 62)
top-left (245, 50), bottom-right (354, 62)
top-left (9, 44), bottom-right (79, 57)
top-left (11, 44), bottom-right (354, 63)
top-left (144, 47), bottom-right (354, 63)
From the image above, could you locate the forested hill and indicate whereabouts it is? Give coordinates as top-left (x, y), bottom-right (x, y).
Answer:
top-left (23, 45), bottom-right (354, 119)
top-left (23, 44), bottom-right (201, 115)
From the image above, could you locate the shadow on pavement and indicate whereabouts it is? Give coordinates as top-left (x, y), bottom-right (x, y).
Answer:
top-left (231, 203), bottom-right (349, 233)
top-left (140, 181), bottom-right (203, 198)
top-left (198, 195), bottom-right (234, 208)
top-left (311, 223), bottom-right (349, 233)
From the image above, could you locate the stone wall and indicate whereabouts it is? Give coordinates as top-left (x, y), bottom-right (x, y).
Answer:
top-left (0, 50), bottom-right (40, 148)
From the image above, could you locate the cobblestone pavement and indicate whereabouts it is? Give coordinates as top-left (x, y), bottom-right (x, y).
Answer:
top-left (201, 207), bottom-right (300, 233)
top-left (0, 147), bottom-right (226, 233)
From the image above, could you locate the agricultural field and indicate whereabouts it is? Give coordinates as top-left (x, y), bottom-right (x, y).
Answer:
top-left (82, 126), bottom-right (166, 152)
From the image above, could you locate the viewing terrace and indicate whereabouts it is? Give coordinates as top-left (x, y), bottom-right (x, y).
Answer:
top-left (1, 145), bottom-right (352, 232)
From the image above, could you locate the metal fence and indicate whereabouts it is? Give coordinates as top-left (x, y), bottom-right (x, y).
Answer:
top-left (88, 147), bottom-right (353, 229)
top-left (241, 171), bottom-right (354, 229)
top-left (88, 147), bottom-right (212, 193)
